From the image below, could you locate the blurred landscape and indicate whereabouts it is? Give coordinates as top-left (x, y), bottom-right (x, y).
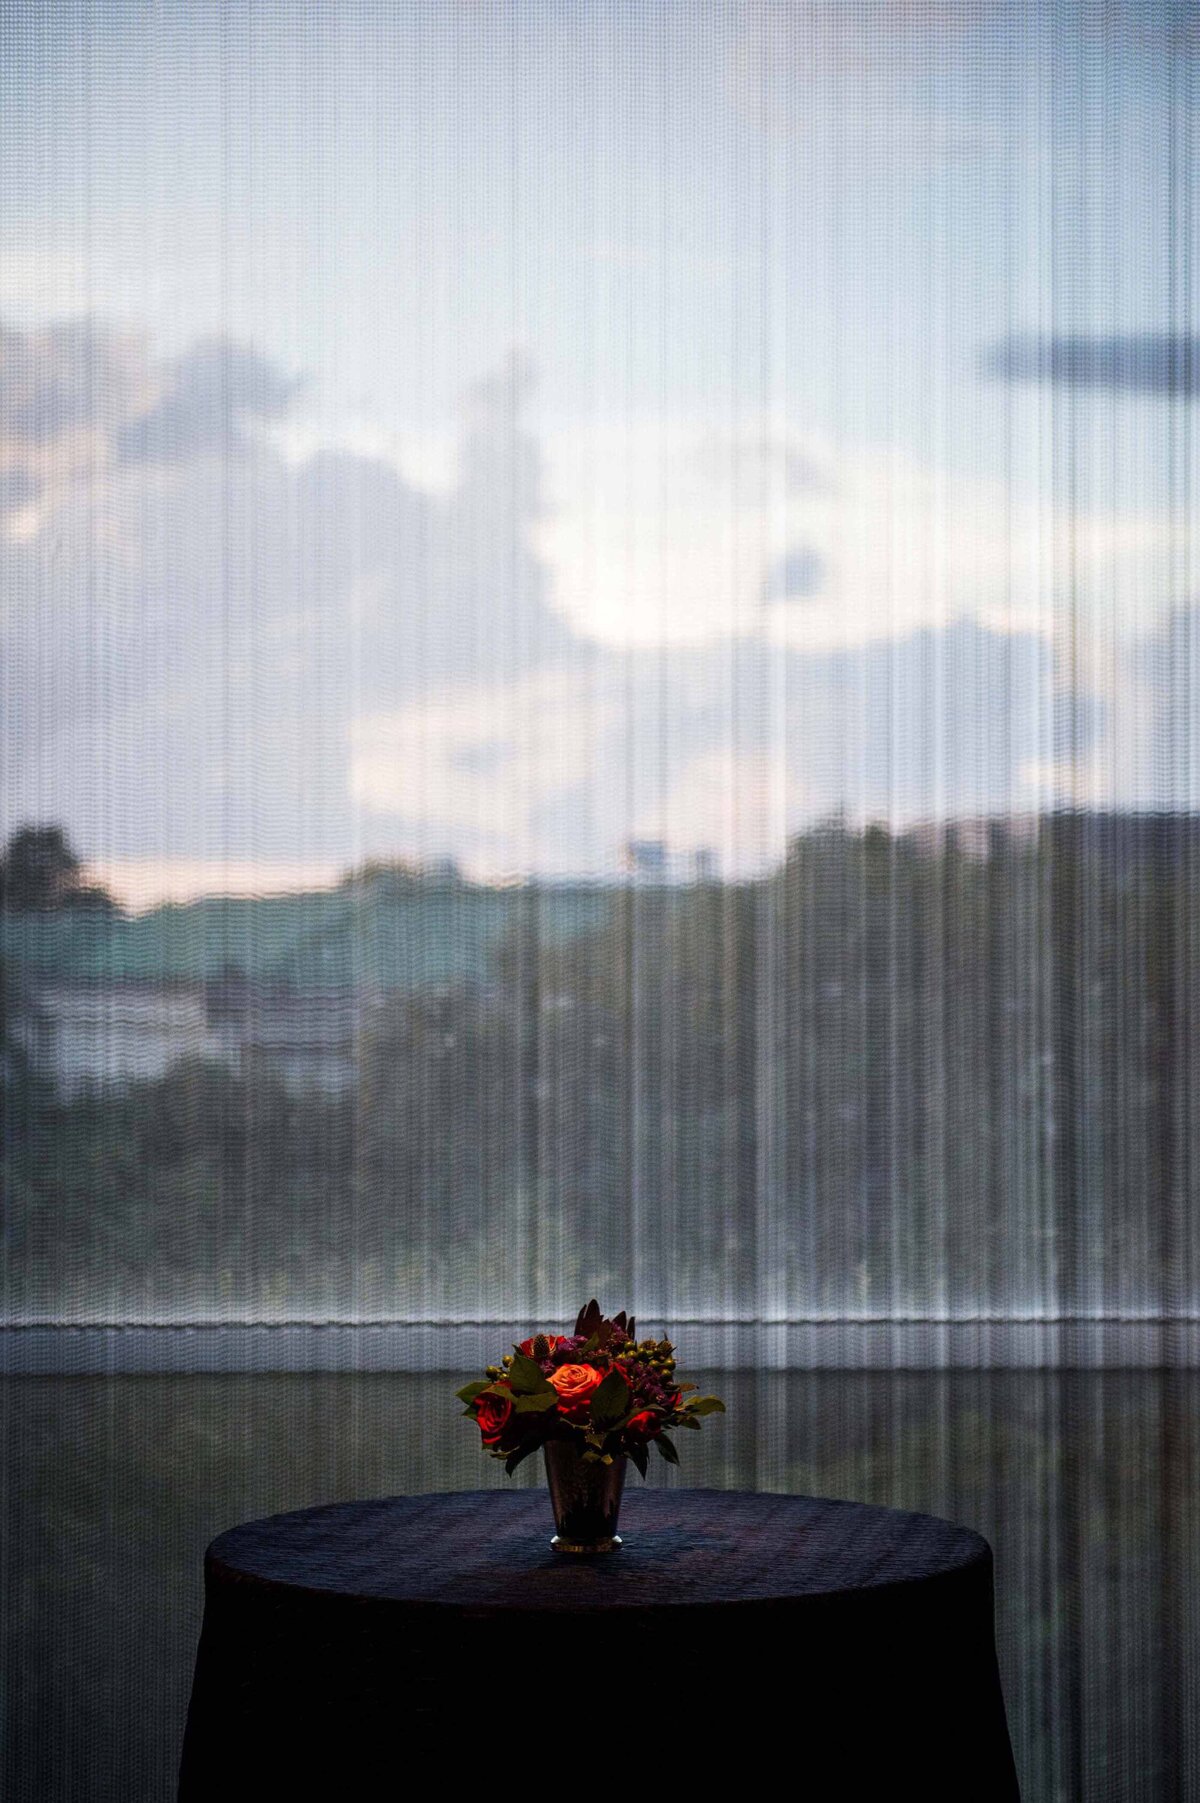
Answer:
top-left (2, 813), bottom-right (1199, 1325)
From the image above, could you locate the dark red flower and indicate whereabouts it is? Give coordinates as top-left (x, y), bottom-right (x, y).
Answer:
top-left (475, 1388), bottom-right (513, 1444)
top-left (626, 1409), bottom-right (662, 1440)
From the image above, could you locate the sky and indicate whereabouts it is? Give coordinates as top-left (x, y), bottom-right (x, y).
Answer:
top-left (2, 0), bottom-right (1200, 904)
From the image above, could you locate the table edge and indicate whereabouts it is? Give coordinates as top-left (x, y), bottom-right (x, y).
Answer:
top-left (202, 1486), bottom-right (995, 1613)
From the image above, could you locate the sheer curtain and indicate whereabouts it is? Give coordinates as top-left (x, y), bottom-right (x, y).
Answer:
top-left (3, 5), bottom-right (1199, 1796)
top-left (3, 0), bottom-right (1197, 1339)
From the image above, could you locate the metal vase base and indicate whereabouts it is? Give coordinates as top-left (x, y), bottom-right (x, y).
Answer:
top-left (543, 1440), bottom-right (627, 1553)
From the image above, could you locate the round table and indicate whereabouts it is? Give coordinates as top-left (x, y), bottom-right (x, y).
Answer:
top-left (179, 1488), bottom-right (1020, 1798)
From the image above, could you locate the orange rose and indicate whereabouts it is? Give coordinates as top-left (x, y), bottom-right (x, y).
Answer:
top-left (547, 1362), bottom-right (604, 1416)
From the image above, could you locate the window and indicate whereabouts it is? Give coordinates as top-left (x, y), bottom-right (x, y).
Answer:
top-left (2, 2), bottom-right (1196, 1340)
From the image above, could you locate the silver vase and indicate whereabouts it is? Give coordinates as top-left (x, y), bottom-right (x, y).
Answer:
top-left (543, 1441), bottom-right (627, 1553)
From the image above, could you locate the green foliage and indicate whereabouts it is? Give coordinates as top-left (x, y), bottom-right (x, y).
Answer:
top-left (506, 1354), bottom-right (553, 1396)
top-left (0, 824), bottom-right (115, 915)
top-left (6, 815), bottom-right (1196, 1320)
top-left (589, 1369), bottom-right (631, 1431)
top-left (512, 1391), bottom-right (558, 1413)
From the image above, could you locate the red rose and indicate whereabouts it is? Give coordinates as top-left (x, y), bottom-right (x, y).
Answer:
top-left (475, 1388), bottom-right (513, 1444)
top-left (547, 1362), bottom-right (604, 1416)
top-left (626, 1409), bottom-right (662, 1440)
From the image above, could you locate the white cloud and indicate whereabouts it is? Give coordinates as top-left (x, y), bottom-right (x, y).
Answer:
top-left (272, 410), bottom-right (460, 497)
top-left (535, 420), bottom-right (820, 648)
top-left (4, 321), bottom-right (1192, 890)
top-left (536, 420), bottom-right (1181, 656)
top-left (350, 667), bottom-right (619, 855)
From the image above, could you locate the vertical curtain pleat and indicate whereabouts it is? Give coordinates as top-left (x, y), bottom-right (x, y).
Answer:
top-left (3, 6), bottom-right (1200, 1798)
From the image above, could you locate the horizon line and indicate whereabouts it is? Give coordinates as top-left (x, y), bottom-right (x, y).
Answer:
top-left (64, 804), bottom-right (1200, 914)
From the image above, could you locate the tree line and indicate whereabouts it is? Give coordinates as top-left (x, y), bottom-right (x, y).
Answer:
top-left (1, 816), bottom-right (1198, 1323)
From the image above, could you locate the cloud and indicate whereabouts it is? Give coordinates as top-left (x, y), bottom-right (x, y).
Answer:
top-left (538, 422), bottom-right (1180, 656)
top-left (985, 334), bottom-right (1200, 397)
top-left (0, 467), bottom-right (39, 513)
top-left (117, 338), bottom-right (299, 462)
top-left (0, 322), bottom-right (300, 546)
top-left (351, 666), bottom-right (617, 853)
top-left (634, 748), bottom-right (790, 872)
top-left (0, 318), bottom-right (133, 443)
top-left (535, 421), bottom-right (833, 648)
top-left (0, 321), bottom-right (152, 520)
top-left (345, 615), bottom-right (1078, 876)
top-left (765, 547), bottom-right (825, 603)
top-left (0, 317), bottom-right (1176, 889)
top-left (0, 322), bottom-right (577, 873)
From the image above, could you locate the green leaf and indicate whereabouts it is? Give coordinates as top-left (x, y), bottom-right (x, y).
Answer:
top-left (455, 1381), bottom-right (489, 1405)
top-left (507, 1354), bottom-right (553, 1396)
top-left (683, 1396), bottom-right (726, 1417)
top-left (576, 1332), bottom-right (601, 1359)
top-left (504, 1440), bottom-right (542, 1476)
top-left (628, 1443), bottom-right (649, 1479)
top-left (675, 1413), bottom-right (702, 1429)
top-left (589, 1369), bottom-right (631, 1430)
top-left (513, 1390), bottom-right (559, 1413)
top-left (654, 1434), bottom-right (680, 1466)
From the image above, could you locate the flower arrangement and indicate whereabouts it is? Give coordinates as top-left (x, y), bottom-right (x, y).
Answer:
top-left (455, 1298), bottom-right (725, 1477)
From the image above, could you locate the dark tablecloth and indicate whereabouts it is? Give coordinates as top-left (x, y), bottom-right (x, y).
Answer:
top-left (180, 1487), bottom-right (1019, 1797)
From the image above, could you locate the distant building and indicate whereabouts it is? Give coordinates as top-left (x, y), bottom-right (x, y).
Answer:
top-left (13, 976), bottom-right (367, 1099)
top-left (0, 878), bottom-right (618, 1100)
top-left (624, 839), bottom-right (668, 882)
top-left (12, 979), bottom-right (229, 1099)
top-left (206, 978), bottom-right (361, 1096)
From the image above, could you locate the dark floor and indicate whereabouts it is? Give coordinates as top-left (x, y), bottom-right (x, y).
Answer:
top-left (2, 1367), bottom-right (1198, 1800)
